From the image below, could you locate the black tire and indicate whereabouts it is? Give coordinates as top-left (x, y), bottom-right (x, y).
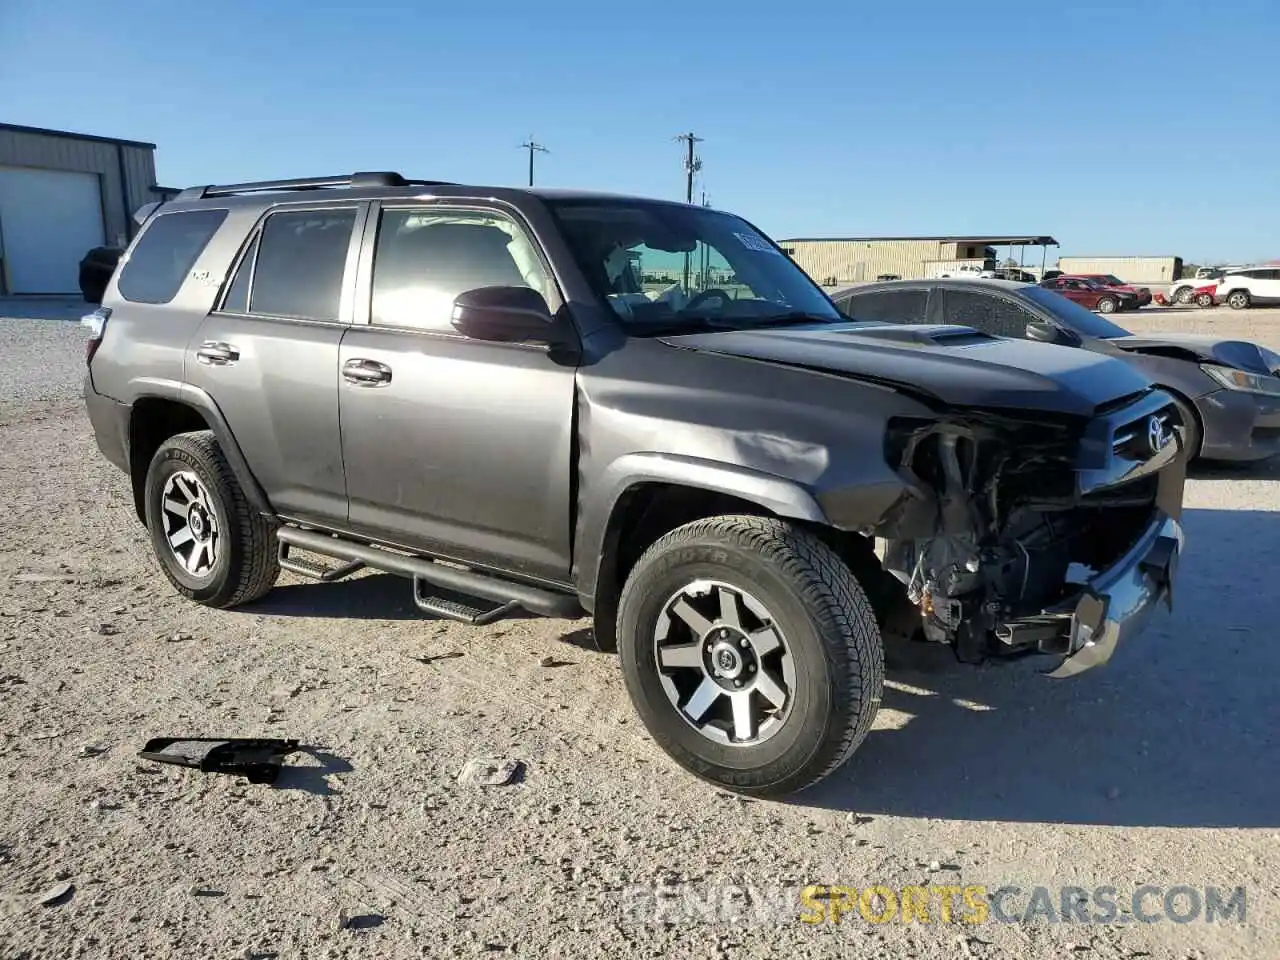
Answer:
top-left (1227, 290), bottom-right (1251, 310)
top-left (1171, 396), bottom-right (1203, 462)
top-left (144, 430), bottom-right (279, 608)
top-left (617, 515), bottom-right (883, 797)
top-left (1173, 285), bottom-right (1194, 305)
top-left (1195, 292), bottom-right (1215, 308)
top-left (1096, 296), bottom-right (1118, 314)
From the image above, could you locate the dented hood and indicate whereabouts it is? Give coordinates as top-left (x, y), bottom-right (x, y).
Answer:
top-left (1108, 332), bottom-right (1279, 374)
top-left (660, 322), bottom-right (1153, 416)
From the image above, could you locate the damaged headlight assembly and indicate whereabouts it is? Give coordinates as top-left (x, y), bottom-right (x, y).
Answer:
top-left (874, 410), bottom-right (1169, 668)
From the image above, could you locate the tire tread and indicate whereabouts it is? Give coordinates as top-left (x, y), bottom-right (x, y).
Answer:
top-left (622, 515), bottom-right (883, 795)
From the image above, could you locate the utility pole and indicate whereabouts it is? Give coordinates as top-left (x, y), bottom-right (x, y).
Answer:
top-left (674, 131), bottom-right (703, 203)
top-left (519, 137), bottom-right (548, 187)
top-left (674, 132), bottom-right (703, 290)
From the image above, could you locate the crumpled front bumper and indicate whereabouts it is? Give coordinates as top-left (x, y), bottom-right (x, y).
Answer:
top-left (1043, 511), bottom-right (1183, 679)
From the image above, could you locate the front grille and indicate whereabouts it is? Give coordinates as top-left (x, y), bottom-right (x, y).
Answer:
top-left (1112, 404), bottom-right (1176, 461)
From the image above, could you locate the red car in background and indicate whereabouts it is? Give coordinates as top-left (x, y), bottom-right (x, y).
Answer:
top-left (1077, 273), bottom-right (1153, 307)
top-left (1038, 275), bottom-right (1141, 314)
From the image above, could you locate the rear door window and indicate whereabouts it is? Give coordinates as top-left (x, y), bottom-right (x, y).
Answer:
top-left (941, 289), bottom-right (1036, 338)
top-left (224, 208), bottom-right (358, 321)
top-left (117, 209), bottom-right (228, 304)
top-left (841, 288), bottom-right (929, 323)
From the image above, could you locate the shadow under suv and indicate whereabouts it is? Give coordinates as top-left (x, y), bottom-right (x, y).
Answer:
top-left (84, 171), bottom-right (1187, 796)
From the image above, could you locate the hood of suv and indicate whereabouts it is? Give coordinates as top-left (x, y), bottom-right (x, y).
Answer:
top-left (660, 322), bottom-right (1153, 416)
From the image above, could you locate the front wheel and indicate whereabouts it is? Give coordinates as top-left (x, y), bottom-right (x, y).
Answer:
top-left (1195, 292), bottom-right (1215, 308)
top-left (144, 430), bottom-right (280, 608)
top-left (1097, 296), bottom-right (1118, 314)
top-left (1228, 290), bottom-right (1251, 310)
top-left (617, 516), bottom-right (883, 797)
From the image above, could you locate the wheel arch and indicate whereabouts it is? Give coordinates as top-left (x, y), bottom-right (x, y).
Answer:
top-left (577, 454), bottom-right (832, 651)
top-left (127, 382), bottom-right (272, 523)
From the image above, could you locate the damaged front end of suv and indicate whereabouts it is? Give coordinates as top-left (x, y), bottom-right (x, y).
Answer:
top-left (872, 389), bottom-right (1185, 677)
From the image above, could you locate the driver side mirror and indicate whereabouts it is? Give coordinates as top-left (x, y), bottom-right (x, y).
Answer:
top-left (1026, 320), bottom-right (1080, 347)
top-left (451, 286), bottom-right (555, 343)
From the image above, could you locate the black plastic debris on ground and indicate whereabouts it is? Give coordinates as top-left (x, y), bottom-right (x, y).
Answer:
top-left (138, 738), bottom-right (300, 784)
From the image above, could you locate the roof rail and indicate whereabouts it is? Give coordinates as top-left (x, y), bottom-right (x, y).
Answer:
top-left (173, 171), bottom-right (448, 202)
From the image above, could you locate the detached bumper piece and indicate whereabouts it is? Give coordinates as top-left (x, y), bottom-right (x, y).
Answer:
top-left (1045, 514), bottom-right (1183, 679)
top-left (139, 737), bottom-right (301, 784)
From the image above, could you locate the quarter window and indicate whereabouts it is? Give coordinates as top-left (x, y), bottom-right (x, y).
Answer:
top-left (117, 209), bottom-right (228, 304)
top-left (370, 208), bottom-right (552, 333)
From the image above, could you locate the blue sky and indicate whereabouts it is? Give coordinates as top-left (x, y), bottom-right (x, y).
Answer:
top-left (2, 0), bottom-right (1276, 264)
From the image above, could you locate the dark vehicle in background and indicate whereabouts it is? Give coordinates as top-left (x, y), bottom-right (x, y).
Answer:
top-left (834, 278), bottom-right (1280, 461)
top-left (1078, 273), bottom-right (1153, 307)
top-left (83, 172), bottom-right (1187, 797)
top-left (78, 246), bottom-right (123, 304)
top-left (1039, 275), bottom-right (1138, 314)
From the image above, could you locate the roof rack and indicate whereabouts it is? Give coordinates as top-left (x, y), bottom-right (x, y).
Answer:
top-left (173, 171), bottom-right (450, 202)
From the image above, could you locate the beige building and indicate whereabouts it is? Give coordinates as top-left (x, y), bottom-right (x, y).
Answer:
top-left (777, 235), bottom-right (1058, 288)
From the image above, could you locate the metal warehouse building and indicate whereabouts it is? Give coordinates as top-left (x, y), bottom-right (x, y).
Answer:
top-left (0, 122), bottom-right (172, 295)
top-left (777, 235), bottom-right (1059, 287)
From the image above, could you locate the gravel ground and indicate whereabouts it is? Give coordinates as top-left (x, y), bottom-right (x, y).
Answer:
top-left (0, 304), bottom-right (1278, 959)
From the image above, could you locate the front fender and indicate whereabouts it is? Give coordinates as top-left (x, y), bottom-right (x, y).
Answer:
top-left (574, 451), bottom-right (828, 600)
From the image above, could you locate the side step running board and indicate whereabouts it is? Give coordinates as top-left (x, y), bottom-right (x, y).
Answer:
top-left (278, 541), bottom-right (366, 582)
top-left (413, 582), bottom-right (521, 626)
top-left (275, 527), bottom-right (583, 621)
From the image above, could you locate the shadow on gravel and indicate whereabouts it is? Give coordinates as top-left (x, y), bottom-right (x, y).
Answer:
top-left (274, 747), bottom-right (354, 796)
top-left (796, 507), bottom-right (1280, 828)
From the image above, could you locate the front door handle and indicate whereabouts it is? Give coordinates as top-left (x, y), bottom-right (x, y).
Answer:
top-left (342, 358), bottom-right (393, 386)
top-left (196, 341), bottom-right (240, 365)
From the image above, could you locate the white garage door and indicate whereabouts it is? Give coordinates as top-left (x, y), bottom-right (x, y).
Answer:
top-left (0, 166), bottom-right (105, 294)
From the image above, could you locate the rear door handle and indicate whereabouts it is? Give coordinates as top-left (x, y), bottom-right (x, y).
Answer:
top-left (342, 358), bottom-right (393, 386)
top-left (196, 341), bottom-right (240, 365)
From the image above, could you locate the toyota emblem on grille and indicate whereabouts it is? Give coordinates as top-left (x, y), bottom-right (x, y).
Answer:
top-left (1147, 415), bottom-right (1169, 454)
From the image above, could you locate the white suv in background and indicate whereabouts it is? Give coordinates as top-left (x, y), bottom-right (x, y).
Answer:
top-left (1217, 266), bottom-right (1280, 309)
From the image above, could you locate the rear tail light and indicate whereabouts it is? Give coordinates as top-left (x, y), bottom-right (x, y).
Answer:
top-left (81, 307), bottom-right (111, 365)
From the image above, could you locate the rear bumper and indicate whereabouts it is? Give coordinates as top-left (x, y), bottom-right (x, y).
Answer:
top-left (1198, 388), bottom-right (1280, 461)
top-left (84, 376), bottom-right (131, 474)
top-left (1042, 511), bottom-right (1183, 678)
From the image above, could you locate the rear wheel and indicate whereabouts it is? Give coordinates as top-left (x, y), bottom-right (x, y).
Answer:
top-left (1173, 285), bottom-right (1194, 304)
top-left (1097, 296), bottom-right (1118, 314)
top-left (617, 516), bottom-right (883, 797)
top-left (1227, 290), bottom-right (1251, 310)
top-left (1195, 291), bottom-right (1215, 308)
top-left (144, 431), bottom-right (279, 608)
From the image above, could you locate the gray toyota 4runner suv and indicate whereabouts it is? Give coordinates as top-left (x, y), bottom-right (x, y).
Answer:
top-left (84, 172), bottom-right (1187, 796)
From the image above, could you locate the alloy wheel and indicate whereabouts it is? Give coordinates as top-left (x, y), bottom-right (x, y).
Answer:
top-left (653, 580), bottom-right (795, 746)
top-left (160, 470), bottom-right (220, 577)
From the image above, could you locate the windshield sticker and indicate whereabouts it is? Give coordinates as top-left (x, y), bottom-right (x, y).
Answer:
top-left (733, 232), bottom-right (782, 255)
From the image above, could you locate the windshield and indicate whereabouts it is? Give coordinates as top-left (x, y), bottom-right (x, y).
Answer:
top-left (1020, 285), bottom-right (1131, 338)
top-left (1098, 275), bottom-right (1125, 286)
top-left (548, 200), bottom-right (842, 333)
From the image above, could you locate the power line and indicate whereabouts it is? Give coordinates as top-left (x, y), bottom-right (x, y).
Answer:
top-left (519, 137), bottom-right (549, 187)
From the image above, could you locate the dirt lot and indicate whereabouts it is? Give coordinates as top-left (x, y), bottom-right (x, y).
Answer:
top-left (1, 302), bottom-right (1277, 959)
